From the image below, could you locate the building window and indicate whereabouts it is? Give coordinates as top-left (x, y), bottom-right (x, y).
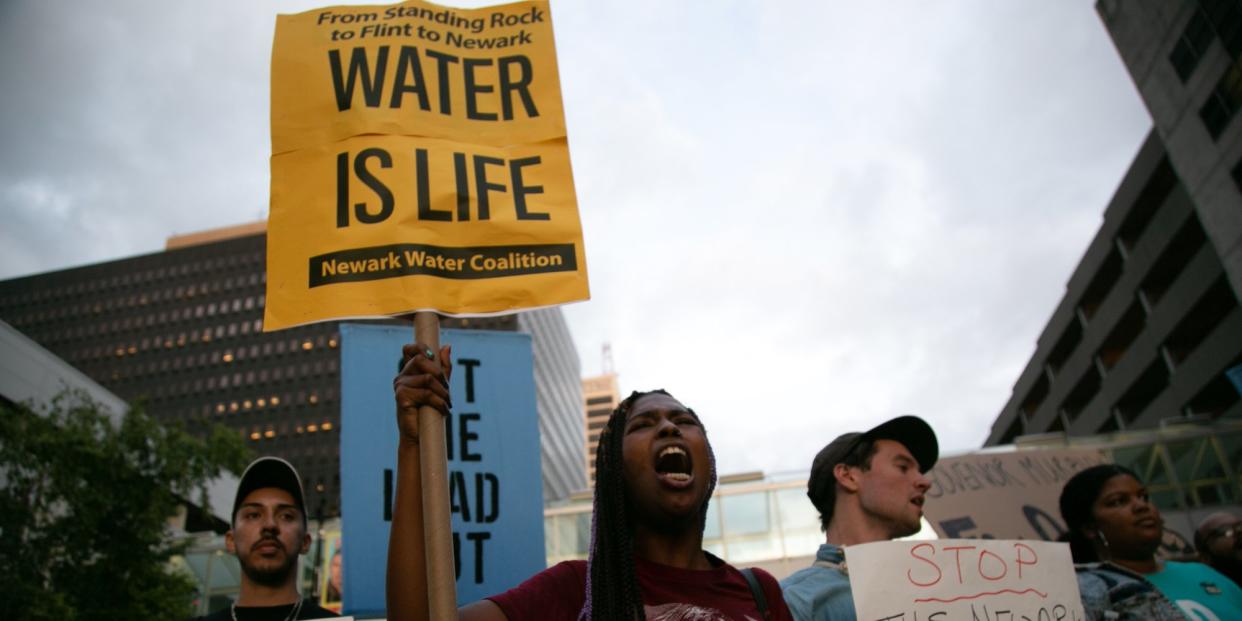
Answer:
top-left (1202, 0), bottom-right (1242, 58)
top-left (1162, 276), bottom-right (1238, 367)
top-left (1199, 58), bottom-right (1242, 139)
top-left (1061, 367), bottom-right (1102, 424)
top-left (1139, 213), bottom-right (1207, 308)
top-left (1096, 300), bottom-right (1147, 372)
top-left (1078, 247), bottom-right (1125, 322)
top-left (1167, 8), bottom-right (1207, 81)
top-left (1183, 372), bottom-right (1242, 419)
top-left (1114, 360), bottom-right (1171, 426)
top-left (1046, 318), bottom-right (1083, 378)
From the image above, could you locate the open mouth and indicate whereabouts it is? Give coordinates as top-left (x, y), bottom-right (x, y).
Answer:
top-left (654, 445), bottom-right (694, 487)
top-left (911, 496), bottom-right (925, 509)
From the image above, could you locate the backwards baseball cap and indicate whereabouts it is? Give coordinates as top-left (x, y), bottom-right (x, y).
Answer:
top-left (232, 456), bottom-right (308, 527)
top-left (806, 415), bottom-right (939, 522)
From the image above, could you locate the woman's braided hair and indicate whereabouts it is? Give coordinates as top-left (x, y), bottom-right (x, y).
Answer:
top-left (577, 389), bottom-right (717, 620)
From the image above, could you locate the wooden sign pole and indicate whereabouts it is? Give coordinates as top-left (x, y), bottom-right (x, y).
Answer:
top-left (413, 311), bottom-right (457, 617)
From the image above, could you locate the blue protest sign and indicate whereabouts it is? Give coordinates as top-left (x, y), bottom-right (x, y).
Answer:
top-left (338, 324), bottom-right (546, 616)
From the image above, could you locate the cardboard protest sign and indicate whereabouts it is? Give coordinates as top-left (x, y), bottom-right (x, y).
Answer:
top-left (265, 0), bottom-right (588, 331)
top-left (338, 325), bottom-right (545, 614)
top-left (922, 448), bottom-right (1106, 541)
top-left (846, 539), bottom-right (1085, 621)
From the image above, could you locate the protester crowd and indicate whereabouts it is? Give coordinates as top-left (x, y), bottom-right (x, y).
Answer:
top-left (197, 342), bottom-right (1242, 620)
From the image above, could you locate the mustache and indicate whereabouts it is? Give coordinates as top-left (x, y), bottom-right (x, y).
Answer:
top-left (255, 535), bottom-right (285, 548)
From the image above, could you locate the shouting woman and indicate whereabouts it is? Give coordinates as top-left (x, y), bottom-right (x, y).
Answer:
top-left (387, 343), bottom-right (790, 621)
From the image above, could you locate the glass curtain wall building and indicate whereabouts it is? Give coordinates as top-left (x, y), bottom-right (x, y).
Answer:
top-left (545, 472), bottom-right (825, 580)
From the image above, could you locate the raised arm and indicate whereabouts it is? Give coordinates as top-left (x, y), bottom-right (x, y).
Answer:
top-left (387, 343), bottom-right (451, 621)
top-left (386, 343), bottom-right (509, 621)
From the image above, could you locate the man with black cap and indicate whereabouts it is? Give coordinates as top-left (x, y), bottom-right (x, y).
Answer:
top-left (780, 416), bottom-right (939, 621)
top-left (191, 456), bottom-right (337, 620)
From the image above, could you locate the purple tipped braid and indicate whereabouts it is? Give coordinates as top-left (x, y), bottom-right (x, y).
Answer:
top-left (576, 390), bottom-right (717, 621)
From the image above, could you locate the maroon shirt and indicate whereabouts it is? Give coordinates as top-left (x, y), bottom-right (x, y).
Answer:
top-left (489, 553), bottom-right (793, 621)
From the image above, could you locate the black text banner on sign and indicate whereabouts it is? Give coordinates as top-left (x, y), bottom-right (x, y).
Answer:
top-left (265, 0), bottom-right (588, 332)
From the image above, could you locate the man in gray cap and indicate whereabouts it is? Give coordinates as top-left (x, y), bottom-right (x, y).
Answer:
top-left (191, 456), bottom-right (337, 620)
top-left (780, 416), bottom-right (939, 621)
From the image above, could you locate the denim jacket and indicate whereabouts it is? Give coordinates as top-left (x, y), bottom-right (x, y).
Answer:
top-left (1075, 562), bottom-right (1186, 621)
top-left (780, 543), bottom-right (856, 621)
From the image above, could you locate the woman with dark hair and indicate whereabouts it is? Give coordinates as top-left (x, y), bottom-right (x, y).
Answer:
top-left (387, 343), bottom-right (792, 621)
top-left (1059, 464), bottom-right (1242, 620)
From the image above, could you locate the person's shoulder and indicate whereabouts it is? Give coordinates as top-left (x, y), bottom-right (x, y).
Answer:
top-left (501, 559), bottom-right (587, 592)
top-left (543, 558), bottom-right (588, 581)
top-left (487, 559), bottom-right (588, 619)
top-left (1075, 561), bottom-right (1141, 591)
top-left (1166, 561), bottom-right (1242, 595)
top-left (780, 562), bottom-right (854, 621)
top-left (743, 566), bottom-right (797, 621)
top-left (723, 564), bottom-right (782, 598)
top-left (1076, 561), bottom-right (1136, 580)
top-left (1073, 565), bottom-right (1110, 595)
top-left (781, 562), bottom-right (843, 588)
top-left (745, 565), bottom-right (780, 584)
top-left (1164, 559), bottom-right (1219, 575)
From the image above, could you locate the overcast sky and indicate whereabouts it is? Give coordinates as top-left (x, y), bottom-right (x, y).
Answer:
top-left (0, 1), bottom-right (1152, 476)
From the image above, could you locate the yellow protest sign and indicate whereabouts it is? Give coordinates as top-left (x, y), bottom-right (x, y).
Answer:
top-left (265, 134), bottom-right (586, 329)
top-left (271, 0), bottom-right (566, 154)
top-left (265, 0), bottom-right (588, 330)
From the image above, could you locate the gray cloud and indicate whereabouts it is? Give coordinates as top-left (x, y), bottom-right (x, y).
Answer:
top-left (0, 1), bottom-right (1151, 475)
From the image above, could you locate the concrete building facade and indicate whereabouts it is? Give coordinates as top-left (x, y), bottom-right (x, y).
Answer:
top-left (987, 133), bottom-right (1242, 444)
top-left (1098, 0), bottom-right (1242, 298)
top-left (987, 2), bottom-right (1242, 445)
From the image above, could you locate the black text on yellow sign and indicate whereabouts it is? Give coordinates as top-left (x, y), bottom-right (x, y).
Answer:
top-left (333, 147), bottom-right (551, 227)
top-left (272, 0), bottom-right (565, 155)
top-left (264, 134), bottom-right (588, 331)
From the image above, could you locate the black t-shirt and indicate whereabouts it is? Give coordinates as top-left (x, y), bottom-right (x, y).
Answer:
top-left (190, 598), bottom-right (339, 621)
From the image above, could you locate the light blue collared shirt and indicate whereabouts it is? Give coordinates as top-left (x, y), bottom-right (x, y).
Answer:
top-left (780, 543), bottom-right (855, 621)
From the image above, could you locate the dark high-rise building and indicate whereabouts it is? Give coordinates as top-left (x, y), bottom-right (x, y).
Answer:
top-left (986, 1), bottom-right (1242, 445)
top-left (0, 221), bottom-right (585, 514)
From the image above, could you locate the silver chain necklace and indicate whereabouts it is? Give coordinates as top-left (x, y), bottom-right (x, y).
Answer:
top-left (230, 596), bottom-right (303, 621)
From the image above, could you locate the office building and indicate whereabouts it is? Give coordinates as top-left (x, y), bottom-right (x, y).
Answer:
top-left (581, 372), bottom-right (620, 484)
top-left (518, 308), bottom-right (587, 501)
top-left (1098, 0), bottom-right (1242, 296)
top-left (0, 222), bottom-right (584, 513)
top-left (986, 2), bottom-right (1242, 445)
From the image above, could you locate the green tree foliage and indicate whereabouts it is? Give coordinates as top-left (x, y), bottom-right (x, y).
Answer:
top-left (0, 391), bottom-right (250, 620)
